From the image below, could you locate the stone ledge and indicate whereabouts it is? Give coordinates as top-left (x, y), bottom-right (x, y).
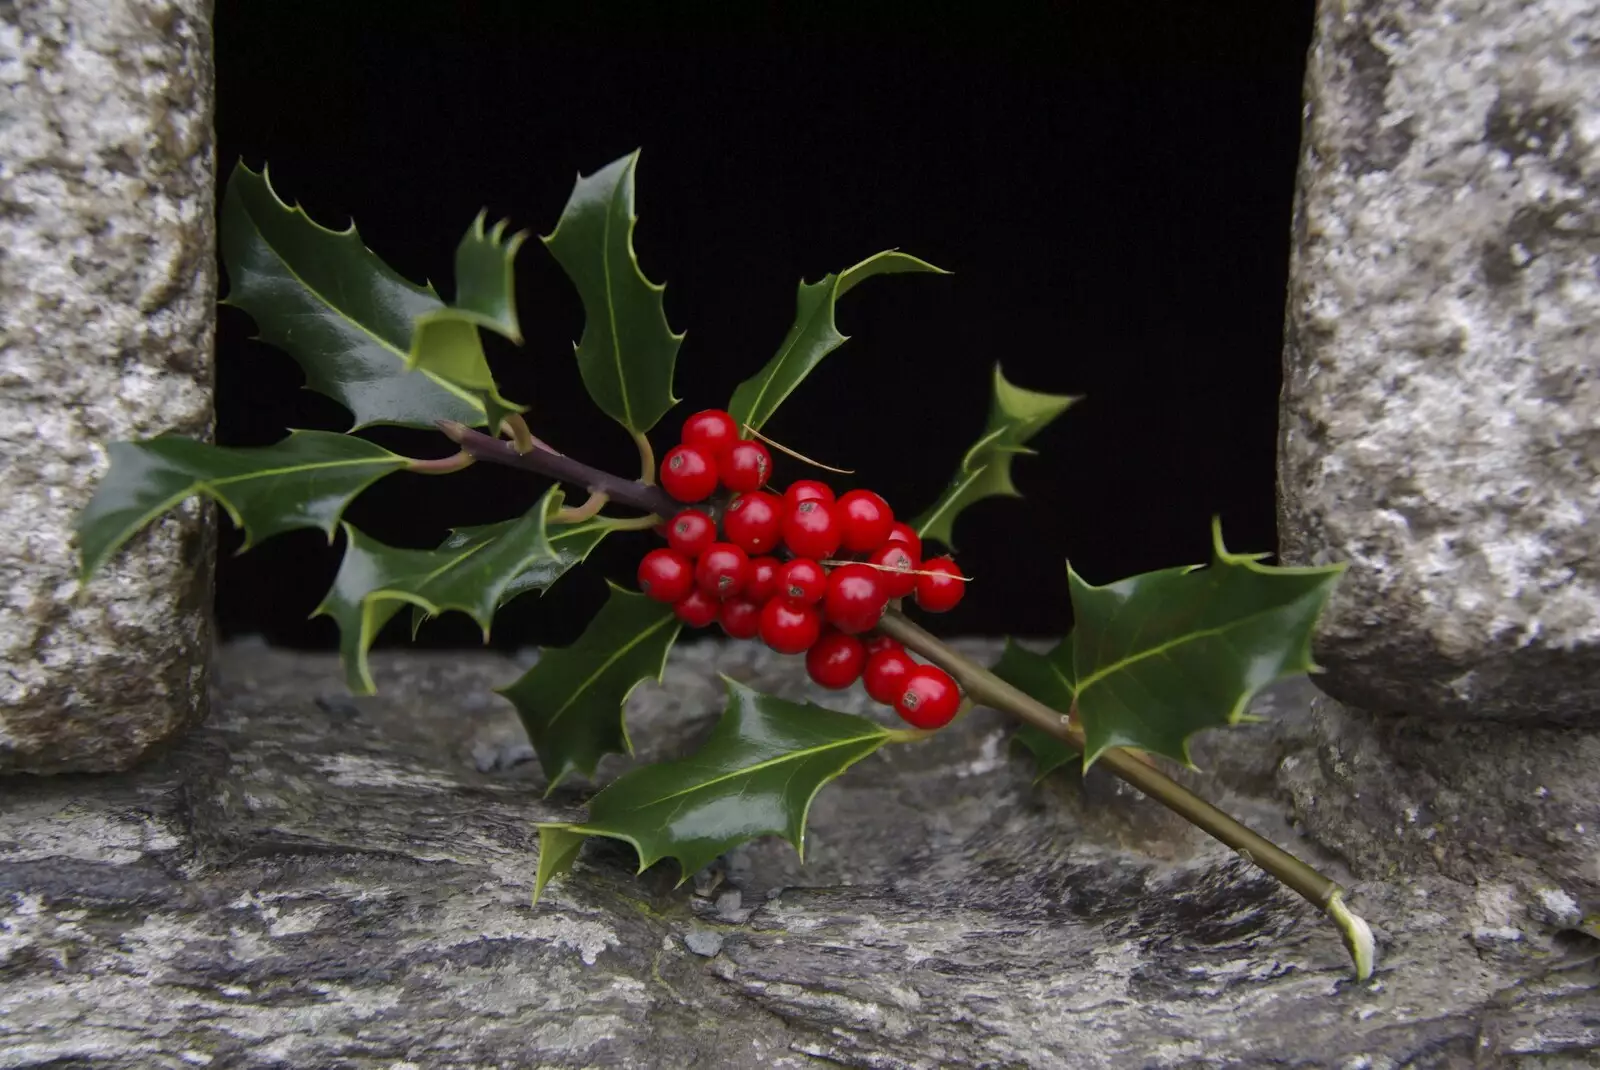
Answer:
top-left (1, 641), bottom-right (1595, 1068)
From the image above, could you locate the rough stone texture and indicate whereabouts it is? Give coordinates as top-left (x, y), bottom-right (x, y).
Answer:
top-left (1279, 689), bottom-right (1600, 910)
top-left (0, 1), bottom-right (218, 773)
top-left (3, 641), bottom-right (1596, 1068)
top-left (1277, 0), bottom-right (1600, 723)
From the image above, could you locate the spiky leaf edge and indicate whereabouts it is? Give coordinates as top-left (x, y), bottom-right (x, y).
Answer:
top-left (221, 161), bottom-right (523, 430)
top-left (912, 364), bottom-right (1079, 550)
top-left (541, 150), bottom-right (684, 435)
top-left (532, 678), bottom-right (897, 902)
top-left (313, 487), bottom-right (564, 695)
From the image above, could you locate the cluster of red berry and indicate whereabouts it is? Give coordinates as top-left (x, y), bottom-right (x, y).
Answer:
top-left (636, 409), bottom-right (968, 729)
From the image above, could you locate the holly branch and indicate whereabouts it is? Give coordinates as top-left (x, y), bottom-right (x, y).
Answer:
top-left (438, 419), bottom-right (677, 519)
top-left (433, 406), bottom-right (1375, 979)
top-left (75, 151), bottom-right (1375, 981)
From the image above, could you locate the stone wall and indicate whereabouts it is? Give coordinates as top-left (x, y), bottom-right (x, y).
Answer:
top-left (1278, 0), bottom-right (1600, 725)
top-left (0, 0), bottom-right (217, 773)
top-left (1276, 0), bottom-right (1599, 923)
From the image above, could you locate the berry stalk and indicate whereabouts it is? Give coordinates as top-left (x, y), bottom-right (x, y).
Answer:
top-left (875, 609), bottom-right (1375, 980)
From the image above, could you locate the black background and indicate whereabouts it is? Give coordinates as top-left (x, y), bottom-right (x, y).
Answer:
top-left (213, 2), bottom-right (1314, 650)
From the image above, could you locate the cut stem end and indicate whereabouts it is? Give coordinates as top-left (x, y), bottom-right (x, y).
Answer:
top-left (1327, 890), bottom-right (1377, 981)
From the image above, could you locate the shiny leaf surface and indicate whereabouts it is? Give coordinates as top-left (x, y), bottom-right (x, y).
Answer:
top-left (1000, 520), bottom-right (1344, 769)
top-left (220, 162), bottom-right (512, 430)
top-left (543, 151), bottom-right (683, 434)
top-left (536, 680), bottom-right (891, 898)
top-left (406, 211), bottom-right (529, 434)
top-left (498, 583), bottom-right (681, 790)
top-left (409, 513), bottom-right (619, 639)
top-left (76, 431), bottom-right (406, 580)
top-left (913, 364), bottom-right (1078, 549)
top-left (315, 488), bottom-right (561, 694)
top-left (450, 211), bottom-right (526, 342)
top-left (727, 250), bottom-right (946, 433)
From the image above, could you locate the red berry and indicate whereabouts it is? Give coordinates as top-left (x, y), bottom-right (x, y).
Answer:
top-left (864, 633), bottom-right (903, 657)
top-left (660, 444), bottom-right (719, 502)
top-left (720, 598), bottom-right (763, 640)
top-left (783, 498), bottom-right (843, 560)
top-left (674, 589), bottom-right (720, 628)
top-left (695, 542), bottom-right (749, 601)
top-left (784, 480), bottom-right (835, 507)
top-left (721, 440), bottom-right (772, 493)
top-left (915, 556), bottom-right (966, 613)
top-left (666, 509), bottom-right (716, 559)
top-left (884, 522), bottom-right (922, 560)
top-left (867, 542), bottom-right (919, 599)
top-left (863, 648), bottom-right (915, 705)
top-left (722, 491), bottom-right (783, 555)
top-left (836, 489), bottom-right (895, 553)
top-left (759, 599), bottom-right (822, 655)
top-left (637, 548), bottom-right (694, 603)
top-left (806, 630), bottom-right (866, 689)
top-left (775, 558), bottom-right (827, 606)
top-left (895, 665), bottom-right (962, 729)
top-left (824, 563), bottom-right (889, 634)
top-left (682, 409), bottom-right (739, 457)
top-left (745, 556), bottom-right (782, 604)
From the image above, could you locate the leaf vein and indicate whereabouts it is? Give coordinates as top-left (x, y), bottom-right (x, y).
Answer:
top-left (741, 279), bottom-right (834, 429)
top-left (544, 613), bottom-right (675, 731)
top-left (205, 455), bottom-right (401, 489)
top-left (914, 464), bottom-right (988, 540)
top-left (602, 732), bottom-right (885, 813)
top-left (604, 170), bottom-right (632, 429)
top-left (247, 221), bottom-right (485, 417)
top-left (1078, 598), bottom-right (1308, 695)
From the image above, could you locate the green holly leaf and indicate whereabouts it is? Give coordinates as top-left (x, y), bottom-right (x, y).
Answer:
top-left (533, 825), bottom-right (588, 906)
top-left (1001, 519), bottom-right (1344, 770)
top-left (727, 250), bottom-right (946, 433)
top-left (534, 680), bottom-right (892, 900)
top-left (912, 364), bottom-right (1078, 549)
top-left (221, 161), bottom-right (520, 430)
top-left (498, 583), bottom-right (682, 791)
top-left (314, 487), bottom-right (563, 694)
top-left (991, 642), bottom-right (1078, 780)
top-left (448, 211), bottom-right (526, 342)
top-left (406, 211), bottom-right (530, 435)
top-left (542, 151), bottom-right (683, 435)
top-left (409, 513), bottom-right (620, 639)
top-left (75, 430), bottom-right (407, 581)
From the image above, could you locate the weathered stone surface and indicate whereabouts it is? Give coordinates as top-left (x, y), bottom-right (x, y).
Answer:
top-left (3, 641), bottom-right (1596, 1067)
top-left (1279, 690), bottom-right (1600, 905)
top-left (0, 1), bottom-right (217, 772)
top-left (1277, 0), bottom-right (1600, 722)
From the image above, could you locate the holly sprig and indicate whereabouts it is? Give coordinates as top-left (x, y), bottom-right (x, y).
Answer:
top-left (75, 152), bottom-right (1373, 980)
